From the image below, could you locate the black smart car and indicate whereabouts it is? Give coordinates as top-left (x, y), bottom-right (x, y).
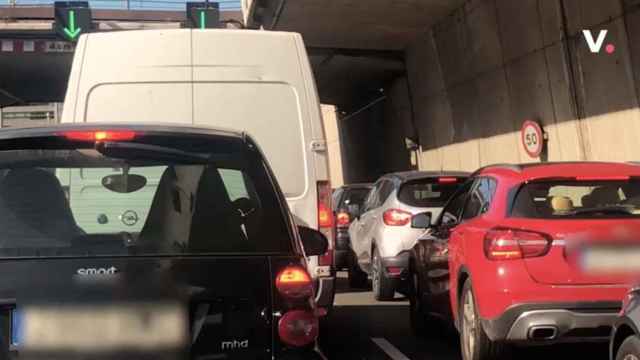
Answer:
top-left (0, 124), bottom-right (327, 360)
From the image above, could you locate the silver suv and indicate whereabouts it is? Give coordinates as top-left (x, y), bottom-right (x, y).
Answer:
top-left (347, 171), bottom-right (469, 300)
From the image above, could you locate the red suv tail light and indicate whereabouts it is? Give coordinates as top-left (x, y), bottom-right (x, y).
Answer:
top-left (317, 181), bottom-right (334, 267)
top-left (275, 266), bottom-right (313, 300)
top-left (383, 209), bottom-right (412, 226)
top-left (336, 211), bottom-right (350, 227)
top-left (484, 228), bottom-right (552, 260)
top-left (278, 310), bottom-right (319, 347)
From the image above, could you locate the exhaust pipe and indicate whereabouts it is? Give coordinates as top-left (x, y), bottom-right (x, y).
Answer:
top-left (528, 325), bottom-right (558, 340)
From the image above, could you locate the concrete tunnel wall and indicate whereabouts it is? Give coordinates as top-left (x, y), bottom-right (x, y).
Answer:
top-left (338, 78), bottom-right (414, 184)
top-left (404, 0), bottom-right (640, 171)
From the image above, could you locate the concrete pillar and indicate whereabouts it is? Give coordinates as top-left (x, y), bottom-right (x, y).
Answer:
top-left (321, 104), bottom-right (344, 188)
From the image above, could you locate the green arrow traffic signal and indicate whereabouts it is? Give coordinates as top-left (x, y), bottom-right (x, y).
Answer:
top-left (54, 2), bottom-right (91, 42)
top-left (63, 10), bottom-right (82, 40)
top-left (200, 10), bottom-right (205, 29)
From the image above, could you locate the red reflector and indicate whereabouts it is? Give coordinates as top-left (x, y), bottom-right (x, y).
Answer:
top-left (438, 177), bottom-right (458, 183)
top-left (62, 130), bottom-right (136, 142)
top-left (318, 249), bottom-right (333, 266)
top-left (275, 266), bottom-right (313, 300)
top-left (278, 310), bottom-right (319, 347)
top-left (484, 228), bottom-right (551, 260)
top-left (386, 267), bottom-right (403, 275)
top-left (575, 176), bottom-right (630, 181)
top-left (336, 211), bottom-right (350, 227)
top-left (383, 209), bottom-right (412, 226)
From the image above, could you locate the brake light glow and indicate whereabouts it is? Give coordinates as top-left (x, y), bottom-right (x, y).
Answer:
top-left (438, 177), bottom-right (458, 183)
top-left (62, 130), bottom-right (136, 142)
top-left (275, 266), bottom-right (313, 300)
top-left (317, 181), bottom-right (334, 267)
top-left (278, 310), bottom-right (319, 347)
top-left (318, 203), bottom-right (333, 228)
top-left (383, 209), bottom-right (412, 226)
top-left (484, 228), bottom-right (552, 260)
top-left (336, 211), bottom-right (350, 227)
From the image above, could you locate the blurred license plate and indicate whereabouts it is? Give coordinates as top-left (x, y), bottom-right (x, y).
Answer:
top-left (17, 303), bottom-right (187, 352)
top-left (580, 245), bottom-right (640, 274)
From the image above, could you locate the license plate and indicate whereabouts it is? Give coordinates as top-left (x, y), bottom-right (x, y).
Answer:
top-left (17, 302), bottom-right (187, 352)
top-left (580, 245), bottom-right (640, 274)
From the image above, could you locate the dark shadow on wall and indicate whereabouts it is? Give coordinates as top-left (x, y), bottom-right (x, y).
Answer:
top-left (0, 52), bottom-right (73, 106)
top-left (406, 0), bottom-right (640, 154)
top-left (338, 96), bottom-right (412, 184)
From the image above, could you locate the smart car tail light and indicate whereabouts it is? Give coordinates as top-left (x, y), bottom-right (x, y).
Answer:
top-left (484, 228), bottom-right (552, 260)
top-left (336, 211), bottom-right (350, 227)
top-left (275, 266), bottom-right (314, 300)
top-left (278, 310), bottom-right (319, 347)
top-left (61, 130), bottom-right (136, 142)
top-left (383, 209), bottom-right (412, 226)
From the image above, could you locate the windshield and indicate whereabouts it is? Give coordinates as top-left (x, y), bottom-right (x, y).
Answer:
top-left (337, 187), bottom-right (370, 209)
top-left (0, 136), bottom-right (292, 257)
top-left (398, 179), bottom-right (464, 208)
top-left (511, 180), bottom-right (640, 219)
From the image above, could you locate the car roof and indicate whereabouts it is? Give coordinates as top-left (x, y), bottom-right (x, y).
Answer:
top-left (0, 122), bottom-right (246, 140)
top-left (340, 183), bottom-right (373, 189)
top-left (476, 161), bottom-right (640, 181)
top-left (382, 170), bottom-right (470, 182)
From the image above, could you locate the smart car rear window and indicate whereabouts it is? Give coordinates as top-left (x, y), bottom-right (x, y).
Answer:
top-left (0, 132), bottom-right (293, 257)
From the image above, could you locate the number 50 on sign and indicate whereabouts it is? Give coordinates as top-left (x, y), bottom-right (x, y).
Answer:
top-left (521, 120), bottom-right (544, 158)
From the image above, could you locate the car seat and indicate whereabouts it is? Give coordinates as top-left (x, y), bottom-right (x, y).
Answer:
top-left (139, 166), bottom-right (203, 252)
top-left (0, 168), bottom-right (84, 247)
top-left (581, 186), bottom-right (621, 208)
top-left (189, 166), bottom-right (248, 252)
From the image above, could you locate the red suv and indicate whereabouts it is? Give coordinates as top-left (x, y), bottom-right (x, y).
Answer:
top-left (408, 162), bottom-right (640, 360)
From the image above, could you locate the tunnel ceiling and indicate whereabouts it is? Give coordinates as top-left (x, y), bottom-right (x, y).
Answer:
top-left (259, 0), bottom-right (465, 50)
top-left (249, 0), bottom-right (465, 109)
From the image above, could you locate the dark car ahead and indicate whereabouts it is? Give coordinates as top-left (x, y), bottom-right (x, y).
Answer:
top-left (331, 183), bottom-right (372, 270)
top-left (611, 287), bottom-right (640, 360)
top-left (0, 124), bottom-right (327, 360)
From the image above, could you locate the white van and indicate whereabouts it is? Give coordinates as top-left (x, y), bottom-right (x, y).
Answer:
top-left (60, 29), bottom-right (335, 309)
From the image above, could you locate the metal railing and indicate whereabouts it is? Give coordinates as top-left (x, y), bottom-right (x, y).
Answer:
top-left (1, 0), bottom-right (241, 11)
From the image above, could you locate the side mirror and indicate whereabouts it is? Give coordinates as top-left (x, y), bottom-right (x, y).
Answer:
top-left (298, 226), bottom-right (329, 256)
top-left (411, 212), bottom-right (432, 229)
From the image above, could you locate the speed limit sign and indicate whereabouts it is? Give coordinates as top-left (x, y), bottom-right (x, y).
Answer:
top-left (521, 120), bottom-right (544, 158)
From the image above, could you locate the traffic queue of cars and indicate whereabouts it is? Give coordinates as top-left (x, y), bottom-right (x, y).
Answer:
top-left (341, 163), bottom-right (640, 360)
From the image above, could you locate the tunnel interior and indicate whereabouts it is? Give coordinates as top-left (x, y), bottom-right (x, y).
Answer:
top-left (5, 1), bottom-right (640, 183)
top-left (249, 0), bottom-right (640, 184)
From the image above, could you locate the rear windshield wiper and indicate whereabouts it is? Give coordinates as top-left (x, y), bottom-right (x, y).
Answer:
top-left (95, 142), bottom-right (210, 163)
top-left (567, 205), bottom-right (635, 216)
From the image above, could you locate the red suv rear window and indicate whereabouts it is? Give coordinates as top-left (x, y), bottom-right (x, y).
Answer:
top-left (511, 179), bottom-right (640, 219)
